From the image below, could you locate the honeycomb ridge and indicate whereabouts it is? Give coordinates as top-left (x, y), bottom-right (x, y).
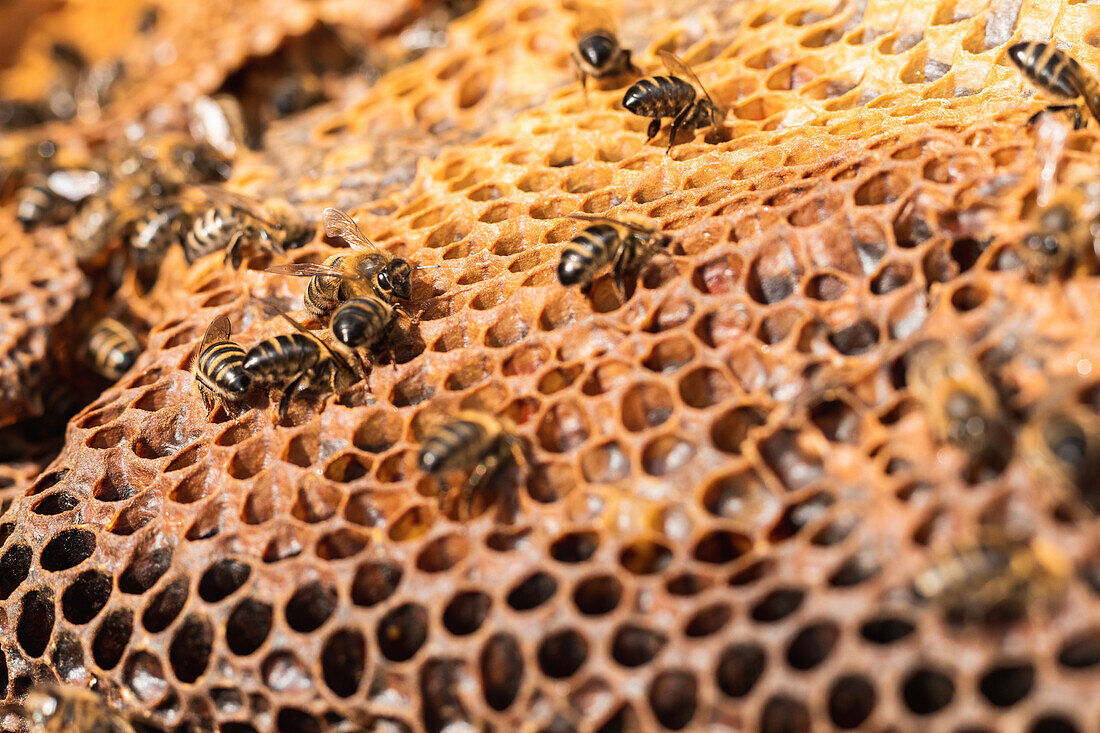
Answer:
top-left (3, 0), bottom-right (1100, 731)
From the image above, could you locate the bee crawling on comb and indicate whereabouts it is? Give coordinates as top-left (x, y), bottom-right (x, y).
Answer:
top-left (1007, 41), bottom-right (1100, 129)
top-left (622, 50), bottom-right (723, 152)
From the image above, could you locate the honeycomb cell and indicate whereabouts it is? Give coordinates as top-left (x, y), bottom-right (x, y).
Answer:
top-left (169, 615), bottom-right (213, 683)
top-left (480, 633), bottom-right (524, 711)
top-left (142, 578), bottom-right (188, 633)
top-left (285, 581), bottom-right (337, 633)
top-left (572, 575), bottom-right (622, 616)
top-left (685, 602), bottom-right (733, 637)
top-left (321, 629), bottom-right (367, 697)
top-left (829, 675), bottom-right (876, 728)
top-left (442, 590), bottom-right (491, 635)
top-left (377, 603), bottom-right (429, 661)
top-left (94, 609), bottom-right (133, 670)
top-left (506, 571), bottom-right (558, 610)
top-left (902, 667), bottom-right (956, 715)
top-left (537, 628), bottom-right (588, 678)
top-left (197, 558), bottom-right (251, 602)
top-left (226, 599), bottom-right (273, 656)
top-left (61, 570), bottom-right (112, 624)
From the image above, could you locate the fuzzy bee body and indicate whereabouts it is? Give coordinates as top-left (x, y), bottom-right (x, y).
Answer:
top-left (1020, 191), bottom-right (1099, 280)
top-left (183, 203), bottom-right (247, 263)
top-left (12, 683), bottom-right (145, 733)
top-left (573, 29), bottom-right (637, 97)
top-left (558, 214), bottom-right (669, 297)
top-left (913, 532), bottom-right (1070, 623)
top-left (301, 254), bottom-right (348, 318)
top-left (1022, 400), bottom-right (1100, 514)
top-left (129, 202), bottom-right (186, 265)
top-left (418, 411), bottom-right (526, 515)
top-left (331, 296), bottom-right (394, 350)
top-left (1008, 41), bottom-right (1100, 128)
top-left (69, 196), bottom-right (118, 263)
top-left (85, 318), bottom-right (141, 381)
top-left (193, 315), bottom-right (252, 411)
top-left (622, 51), bottom-right (720, 151)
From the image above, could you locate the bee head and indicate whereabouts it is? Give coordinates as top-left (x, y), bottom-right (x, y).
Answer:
top-left (379, 259), bottom-right (412, 299)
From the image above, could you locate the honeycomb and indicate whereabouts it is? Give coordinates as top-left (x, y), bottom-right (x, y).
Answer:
top-left (4, 0), bottom-right (1100, 731)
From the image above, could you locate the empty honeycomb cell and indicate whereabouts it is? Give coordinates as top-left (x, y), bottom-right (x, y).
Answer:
top-left (416, 533), bottom-right (470, 573)
top-left (785, 620), bottom-right (840, 670)
top-left (747, 243), bottom-right (802, 304)
top-left (537, 628), bottom-right (588, 679)
top-left (352, 410), bottom-right (403, 453)
top-left (263, 651), bottom-right (312, 692)
top-left (711, 404), bottom-right (767, 454)
top-left (285, 581), bottom-right (337, 633)
top-left (506, 570), bottom-right (558, 610)
top-left (229, 437), bottom-right (268, 480)
top-left (39, 527), bottom-right (95, 571)
top-left (87, 425), bottom-right (125, 449)
top-left (536, 401), bottom-right (590, 452)
top-left (0, 546), bottom-right (30, 600)
top-left (572, 574), bottom-right (623, 616)
top-left (716, 641), bottom-right (767, 698)
top-left (377, 602), bottom-right (429, 661)
top-left (17, 589), bottom-right (54, 657)
top-left (164, 444), bottom-right (204, 473)
top-left (752, 587), bottom-right (805, 622)
top-left (550, 530), bottom-right (599, 564)
top-left (132, 384), bottom-right (172, 412)
top-left (321, 629), bottom-right (367, 698)
top-left (31, 491), bottom-right (79, 515)
top-left (481, 633), bottom-right (524, 711)
top-left (109, 492), bottom-right (162, 536)
top-left (986, 663), bottom-right (1038, 710)
top-left (323, 453), bottom-right (371, 483)
top-left (197, 558), bottom-right (251, 602)
top-left (60, 569), bottom-right (111, 625)
top-left (283, 430), bottom-right (319, 467)
top-left (642, 336), bottom-right (696, 374)
top-left (94, 611), bottom-right (132, 667)
top-left (442, 590), bottom-right (491, 635)
top-left (902, 667), bottom-right (956, 715)
top-left (225, 599), bottom-right (272, 656)
top-left (621, 382), bottom-right (675, 432)
top-left (124, 649), bottom-right (167, 705)
top-left (1058, 629), bottom-right (1100, 668)
top-left (484, 310), bottom-right (530, 347)
top-left (168, 614), bottom-right (213, 682)
top-left (829, 674), bottom-right (877, 729)
top-left (810, 397), bottom-right (860, 443)
top-left (685, 602), bottom-right (733, 637)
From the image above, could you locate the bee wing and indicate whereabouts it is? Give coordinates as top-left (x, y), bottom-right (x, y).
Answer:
top-left (46, 168), bottom-right (104, 201)
top-left (658, 50), bottom-right (720, 112)
top-left (266, 262), bottom-right (360, 280)
top-left (568, 212), bottom-right (655, 235)
top-left (200, 315), bottom-right (232, 352)
top-left (323, 207), bottom-right (380, 253)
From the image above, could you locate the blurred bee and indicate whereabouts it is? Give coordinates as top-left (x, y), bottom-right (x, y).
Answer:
top-left (183, 186), bottom-right (312, 267)
top-left (571, 8), bottom-right (639, 101)
top-left (85, 318), bottom-right (142, 381)
top-left (16, 167), bottom-right (105, 229)
top-left (622, 50), bottom-right (722, 152)
top-left (1022, 398), bottom-right (1100, 515)
top-left (912, 530), bottom-right (1071, 624)
top-left (128, 201), bottom-right (189, 266)
top-left (269, 72), bottom-right (326, 119)
top-left (558, 213), bottom-right (671, 298)
top-left (418, 411), bottom-right (528, 516)
top-left (267, 207), bottom-right (414, 317)
top-left (1019, 187), bottom-right (1100, 280)
top-left (1008, 41), bottom-right (1100, 129)
top-left (243, 311), bottom-right (358, 416)
top-left (5, 682), bottom-right (160, 732)
top-left (192, 314), bottom-right (252, 413)
top-left (905, 340), bottom-right (1011, 474)
top-left (188, 95), bottom-right (247, 159)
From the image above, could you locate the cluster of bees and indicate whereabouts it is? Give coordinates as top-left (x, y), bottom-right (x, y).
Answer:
top-left (5, 18), bottom-right (1100, 733)
top-left (0, 41), bottom-right (126, 129)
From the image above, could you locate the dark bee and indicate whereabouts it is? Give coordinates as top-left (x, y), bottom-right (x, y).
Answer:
top-left (622, 50), bottom-right (722, 152)
top-left (573, 29), bottom-right (639, 101)
top-left (4, 682), bottom-right (155, 733)
top-left (192, 314), bottom-right (252, 412)
top-left (1008, 41), bottom-right (1100, 129)
top-left (14, 167), bottom-right (103, 229)
top-left (244, 312), bottom-right (358, 416)
top-left (182, 186), bottom-right (311, 267)
top-left (1019, 189), bottom-right (1099, 280)
top-left (906, 340), bottom-right (1011, 474)
top-left (418, 411), bottom-right (527, 516)
top-left (558, 213), bottom-right (671, 298)
top-left (85, 317), bottom-right (141, 381)
top-left (267, 207), bottom-right (414, 317)
top-left (331, 296), bottom-right (396, 351)
top-left (912, 530), bottom-right (1071, 624)
top-left (1022, 398), bottom-right (1100, 515)
top-left (188, 95), bottom-right (247, 158)
top-left (129, 201), bottom-right (188, 265)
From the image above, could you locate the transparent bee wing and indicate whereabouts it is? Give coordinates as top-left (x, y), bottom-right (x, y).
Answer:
top-left (658, 50), bottom-right (720, 112)
top-left (194, 184), bottom-right (277, 227)
top-left (323, 207), bottom-right (381, 254)
top-left (568, 212), bottom-right (655, 235)
top-left (200, 315), bottom-right (232, 353)
top-left (46, 168), bottom-right (104, 201)
top-left (266, 262), bottom-right (360, 280)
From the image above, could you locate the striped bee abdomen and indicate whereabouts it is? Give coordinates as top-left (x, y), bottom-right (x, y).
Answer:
top-left (304, 254), bottom-right (346, 317)
top-left (130, 203), bottom-right (184, 264)
top-left (198, 340), bottom-right (251, 396)
top-left (622, 75), bottom-right (695, 118)
top-left (332, 297), bottom-right (391, 349)
top-left (184, 205), bottom-right (242, 263)
top-left (87, 319), bottom-right (140, 380)
top-left (1008, 42), bottom-right (1082, 99)
top-left (244, 333), bottom-right (323, 382)
top-left (558, 223), bottom-right (620, 286)
top-left (15, 178), bottom-right (54, 228)
top-left (418, 419), bottom-right (493, 474)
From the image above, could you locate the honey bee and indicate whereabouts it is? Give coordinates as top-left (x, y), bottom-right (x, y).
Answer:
top-left (1019, 188), bottom-right (1100, 280)
top-left (15, 167), bottom-right (104, 229)
top-left (622, 51), bottom-right (722, 152)
top-left (558, 213), bottom-right (671, 298)
top-left (912, 530), bottom-right (1071, 624)
top-left (331, 296), bottom-right (398, 356)
top-left (188, 95), bottom-right (247, 159)
top-left (193, 315), bottom-right (252, 412)
top-left (1008, 41), bottom-right (1100, 129)
top-left (85, 317), bottom-right (142, 381)
top-left (267, 207), bottom-right (414, 317)
top-left (128, 201), bottom-right (189, 266)
top-left (905, 340), bottom-right (1011, 473)
top-left (1021, 398), bottom-right (1100, 515)
top-left (571, 8), bottom-right (639, 100)
top-left (6, 682), bottom-right (157, 733)
top-left (183, 186), bottom-right (312, 267)
top-left (243, 311), bottom-right (358, 416)
top-left (418, 411), bottom-right (528, 516)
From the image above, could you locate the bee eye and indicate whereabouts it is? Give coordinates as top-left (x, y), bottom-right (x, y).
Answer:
top-left (378, 272), bottom-right (391, 289)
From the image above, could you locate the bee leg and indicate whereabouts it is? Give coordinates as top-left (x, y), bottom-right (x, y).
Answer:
top-left (223, 231), bottom-right (245, 269)
top-left (665, 104), bottom-right (694, 154)
top-left (278, 372), bottom-right (308, 419)
top-left (644, 118), bottom-right (662, 144)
